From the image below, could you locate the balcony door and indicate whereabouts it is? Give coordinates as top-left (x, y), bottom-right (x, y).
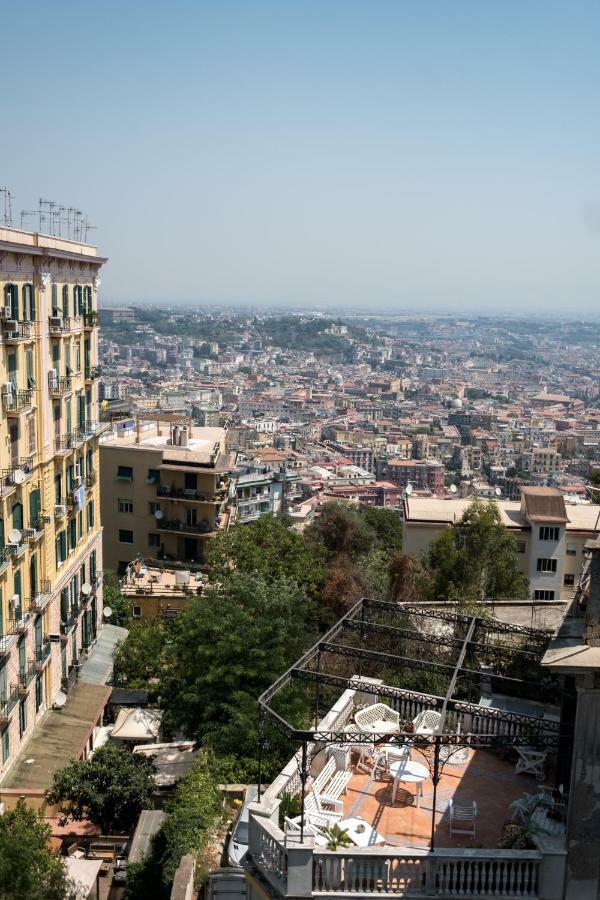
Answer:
top-left (9, 423), bottom-right (18, 469)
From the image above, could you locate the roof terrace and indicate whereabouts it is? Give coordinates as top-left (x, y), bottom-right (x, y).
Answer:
top-left (247, 600), bottom-right (570, 899)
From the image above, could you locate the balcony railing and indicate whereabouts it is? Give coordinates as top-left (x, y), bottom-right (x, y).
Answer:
top-left (48, 374), bottom-right (73, 396)
top-left (3, 321), bottom-right (32, 342)
top-left (55, 432), bottom-right (84, 453)
top-left (35, 638), bottom-right (52, 669)
top-left (2, 462), bottom-right (33, 489)
top-left (84, 365), bottom-right (101, 381)
top-left (61, 608), bottom-right (79, 635)
top-left (29, 580), bottom-right (52, 612)
top-left (49, 314), bottom-right (73, 333)
top-left (83, 311), bottom-right (99, 328)
top-left (85, 469), bottom-right (97, 487)
top-left (157, 484), bottom-right (220, 502)
top-left (18, 659), bottom-right (37, 693)
top-left (2, 387), bottom-right (34, 413)
top-left (157, 518), bottom-right (215, 535)
top-left (0, 686), bottom-right (19, 723)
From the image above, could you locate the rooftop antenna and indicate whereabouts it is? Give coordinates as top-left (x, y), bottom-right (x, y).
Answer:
top-left (20, 210), bottom-right (38, 230)
top-left (1, 188), bottom-right (13, 227)
top-left (83, 217), bottom-right (97, 243)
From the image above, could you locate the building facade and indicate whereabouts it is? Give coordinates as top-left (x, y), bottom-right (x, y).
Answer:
top-left (0, 226), bottom-right (106, 777)
top-left (100, 421), bottom-right (234, 573)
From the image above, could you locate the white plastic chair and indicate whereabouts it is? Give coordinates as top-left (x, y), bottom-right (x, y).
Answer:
top-left (354, 703), bottom-right (400, 733)
top-left (448, 800), bottom-right (477, 838)
top-left (412, 709), bottom-right (442, 736)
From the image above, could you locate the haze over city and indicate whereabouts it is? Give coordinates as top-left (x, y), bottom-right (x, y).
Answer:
top-left (3, 0), bottom-right (600, 314)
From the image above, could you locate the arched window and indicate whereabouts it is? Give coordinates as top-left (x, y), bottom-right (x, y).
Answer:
top-left (12, 502), bottom-right (23, 532)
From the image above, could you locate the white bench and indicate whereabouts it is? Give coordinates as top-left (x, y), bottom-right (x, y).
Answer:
top-left (311, 756), bottom-right (352, 802)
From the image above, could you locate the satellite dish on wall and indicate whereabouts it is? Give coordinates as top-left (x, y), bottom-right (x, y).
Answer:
top-left (81, 582), bottom-right (93, 596)
top-left (405, 483), bottom-right (413, 496)
top-left (53, 691), bottom-right (67, 709)
top-left (450, 484), bottom-right (457, 494)
top-left (103, 606), bottom-right (113, 619)
top-left (13, 469), bottom-right (26, 485)
top-left (154, 509), bottom-right (163, 519)
top-left (495, 486), bottom-right (502, 496)
top-left (8, 528), bottom-right (22, 544)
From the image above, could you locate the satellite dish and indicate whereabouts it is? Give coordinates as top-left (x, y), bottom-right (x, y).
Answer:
top-left (53, 691), bottom-right (67, 709)
top-left (103, 606), bottom-right (113, 619)
top-left (154, 509), bottom-right (163, 519)
top-left (495, 486), bottom-right (502, 496)
top-left (405, 483), bottom-right (413, 496)
top-left (13, 469), bottom-right (26, 485)
top-left (8, 528), bottom-right (22, 544)
top-left (450, 484), bottom-right (457, 494)
top-left (81, 582), bottom-right (93, 596)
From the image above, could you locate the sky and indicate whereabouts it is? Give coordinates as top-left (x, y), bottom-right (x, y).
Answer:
top-left (2, 1), bottom-right (600, 314)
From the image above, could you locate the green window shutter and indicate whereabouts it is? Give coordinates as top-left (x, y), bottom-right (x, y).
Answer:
top-left (62, 285), bottom-right (69, 318)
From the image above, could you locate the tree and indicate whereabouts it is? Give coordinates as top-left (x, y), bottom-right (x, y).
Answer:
top-left (161, 573), bottom-right (314, 771)
top-left (359, 506), bottom-right (403, 553)
top-left (46, 744), bottom-right (155, 834)
top-left (113, 621), bottom-right (168, 690)
top-left (305, 502), bottom-right (376, 559)
top-left (321, 554), bottom-right (367, 617)
top-left (0, 800), bottom-right (75, 900)
top-left (589, 468), bottom-right (600, 488)
top-left (425, 499), bottom-right (529, 603)
top-left (207, 514), bottom-right (324, 594)
top-left (103, 571), bottom-right (133, 626)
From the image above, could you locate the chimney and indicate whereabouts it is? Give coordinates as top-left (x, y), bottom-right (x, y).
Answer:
top-left (180, 426), bottom-right (189, 448)
top-left (170, 424), bottom-right (179, 446)
top-left (584, 539), bottom-right (600, 647)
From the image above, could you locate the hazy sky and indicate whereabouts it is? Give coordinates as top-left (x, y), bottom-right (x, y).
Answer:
top-left (3, 1), bottom-right (600, 313)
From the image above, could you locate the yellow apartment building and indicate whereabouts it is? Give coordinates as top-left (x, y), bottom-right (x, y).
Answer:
top-left (0, 226), bottom-right (106, 777)
top-left (403, 487), bottom-right (600, 602)
top-left (100, 420), bottom-right (235, 573)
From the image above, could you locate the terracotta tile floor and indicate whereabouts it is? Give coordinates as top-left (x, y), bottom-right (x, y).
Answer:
top-left (338, 747), bottom-right (539, 849)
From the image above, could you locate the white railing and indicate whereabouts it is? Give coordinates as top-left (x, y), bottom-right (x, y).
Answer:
top-left (249, 816), bottom-right (287, 895)
top-left (312, 848), bottom-right (541, 897)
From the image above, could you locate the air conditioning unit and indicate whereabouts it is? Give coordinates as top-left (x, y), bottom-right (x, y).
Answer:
top-left (23, 529), bottom-right (36, 538)
top-left (2, 306), bottom-right (12, 318)
top-left (49, 316), bottom-right (62, 328)
top-left (3, 320), bottom-right (18, 331)
top-left (54, 504), bottom-right (67, 517)
top-left (47, 634), bottom-right (61, 643)
top-left (8, 593), bottom-right (19, 609)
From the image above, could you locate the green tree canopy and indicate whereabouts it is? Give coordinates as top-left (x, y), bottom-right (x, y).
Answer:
top-left (102, 571), bottom-right (133, 627)
top-left (305, 502), bottom-right (377, 559)
top-left (0, 800), bottom-right (75, 900)
top-left (113, 620), bottom-right (168, 690)
top-left (207, 514), bottom-right (324, 593)
top-left (162, 572), bottom-right (314, 772)
top-left (46, 744), bottom-right (155, 834)
top-left (425, 498), bottom-right (529, 603)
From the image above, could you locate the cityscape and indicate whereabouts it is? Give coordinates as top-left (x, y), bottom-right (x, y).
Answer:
top-left (1, 3), bottom-right (600, 900)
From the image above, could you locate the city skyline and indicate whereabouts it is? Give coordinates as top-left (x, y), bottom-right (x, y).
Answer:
top-left (3, 1), bottom-right (600, 312)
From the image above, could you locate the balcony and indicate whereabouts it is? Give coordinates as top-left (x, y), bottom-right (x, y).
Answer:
top-left (48, 314), bottom-right (74, 334)
top-left (3, 321), bottom-right (32, 343)
top-left (85, 469), bottom-right (97, 488)
top-left (83, 420), bottom-right (109, 438)
top-left (2, 462), bottom-right (33, 490)
top-left (61, 663), bottom-right (78, 694)
top-left (157, 484), bottom-right (221, 503)
top-left (25, 517), bottom-right (48, 542)
top-left (156, 517), bottom-right (216, 536)
top-left (35, 638), bottom-right (52, 670)
top-left (83, 310), bottom-right (99, 329)
top-left (48, 373), bottom-right (73, 397)
top-left (54, 497), bottom-right (74, 518)
top-left (55, 432), bottom-right (84, 454)
top-left (0, 686), bottom-right (19, 723)
top-left (29, 581), bottom-right (52, 613)
top-left (61, 608), bottom-right (78, 635)
top-left (18, 659), bottom-right (36, 694)
top-left (84, 365), bottom-right (102, 382)
top-left (0, 547), bottom-right (9, 576)
top-left (2, 387), bottom-right (34, 415)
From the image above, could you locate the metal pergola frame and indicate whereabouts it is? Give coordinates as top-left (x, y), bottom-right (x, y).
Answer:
top-left (257, 598), bottom-right (567, 849)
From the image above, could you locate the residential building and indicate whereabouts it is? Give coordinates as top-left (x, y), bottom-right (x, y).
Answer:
top-left (0, 225), bottom-right (106, 777)
top-left (119, 559), bottom-right (207, 621)
top-left (100, 421), bottom-right (235, 572)
top-left (99, 306), bottom-right (135, 325)
top-left (403, 487), bottom-right (600, 601)
top-left (387, 457), bottom-right (445, 495)
top-left (235, 467), bottom-right (299, 524)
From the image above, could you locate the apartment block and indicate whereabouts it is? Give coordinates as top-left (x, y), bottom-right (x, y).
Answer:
top-left (100, 421), bottom-right (235, 572)
top-left (0, 226), bottom-right (106, 777)
top-left (403, 486), bottom-right (600, 601)
top-left (387, 457), bottom-right (445, 495)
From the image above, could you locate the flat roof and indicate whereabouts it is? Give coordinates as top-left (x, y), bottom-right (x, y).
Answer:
top-left (404, 497), bottom-right (600, 531)
top-left (2, 683), bottom-right (110, 791)
top-left (101, 423), bottom-right (226, 465)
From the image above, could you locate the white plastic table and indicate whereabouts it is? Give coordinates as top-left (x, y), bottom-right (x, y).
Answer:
top-left (389, 759), bottom-right (429, 806)
top-left (338, 816), bottom-right (385, 847)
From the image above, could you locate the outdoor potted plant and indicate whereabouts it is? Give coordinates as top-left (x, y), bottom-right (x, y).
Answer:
top-left (323, 824), bottom-right (351, 850)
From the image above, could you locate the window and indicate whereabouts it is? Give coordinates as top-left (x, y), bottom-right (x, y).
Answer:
top-left (62, 284), bottom-right (70, 318)
top-left (117, 465), bottom-right (133, 482)
top-left (147, 469), bottom-right (159, 485)
top-left (117, 561), bottom-right (128, 577)
top-left (119, 529), bottom-right (134, 544)
top-left (148, 502), bottom-right (161, 516)
top-left (148, 533), bottom-right (161, 548)
top-left (4, 284), bottom-right (19, 320)
top-left (35, 675), bottom-right (43, 712)
top-left (69, 517), bottom-right (77, 551)
top-left (73, 285), bottom-right (83, 316)
top-left (87, 500), bottom-right (94, 530)
top-left (536, 558), bottom-right (557, 574)
top-left (132, 605), bottom-right (142, 618)
top-left (516, 541), bottom-right (526, 554)
top-left (55, 472), bottom-right (62, 505)
top-left (564, 573), bottom-right (575, 587)
top-left (534, 589), bottom-right (555, 601)
top-left (56, 530), bottom-right (67, 566)
top-left (25, 349), bottom-right (35, 387)
top-left (12, 502), bottom-right (23, 532)
top-left (539, 526), bottom-right (560, 542)
top-left (90, 550), bottom-right (97, 581)
top-left (27, 414), bottom-right (36, 456)
top-left (118, 499), bottom-right (133, 514)
top-left (51, 283), bottom-right (59, 316)
top-left (2, 727), bottom-right (9, 764)
top-left (566, 543), bottom-right (577, 556)
top-left (23, 283), bottom-right (35, 321)
top-left (19, 698), bottom-right (27, 738)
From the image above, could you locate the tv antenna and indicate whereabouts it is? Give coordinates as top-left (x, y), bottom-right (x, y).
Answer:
top-left (1, 188), bottom-right (13, 227)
